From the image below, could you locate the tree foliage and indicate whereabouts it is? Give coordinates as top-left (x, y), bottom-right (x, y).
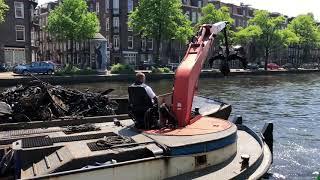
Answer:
top-left (287, 14), bottom-right (320, 47)
top-left (234, 10), bottom-right (299, 69)
top-left (129, 0), bottom-right (193, 64)
top-left (197, 4), bottom-right (234, 44)
top-left (198, 4), bottom-right (234, 26)
top-left (0, 0), bottom-right (9, 23)
top-left (47, 0), bottom-right (100, 41)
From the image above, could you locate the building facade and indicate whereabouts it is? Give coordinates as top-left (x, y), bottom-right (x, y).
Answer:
top-left (38, 0), bottom-right (295, 68)
top-left (36, 0), bottom-right (208, 68)
top-left (0, 0), bottom-right (38, 66)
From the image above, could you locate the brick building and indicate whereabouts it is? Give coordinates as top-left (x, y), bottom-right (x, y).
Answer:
top-left (36, 0), bottom-right (208, 68)
top-left (38, 0), bottom-right (291, 68)
top-left (0, 0), bottom-right (38, 66)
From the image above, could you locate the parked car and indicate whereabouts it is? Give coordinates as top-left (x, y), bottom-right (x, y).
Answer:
top-left (0, 64), bottom-right (8, 72)
top-left (267, 63), bottom-right (280, 70)
top-left (282, 63), bottom-right (295, 70)
top-left (246, 63), bottom-right (259, 70)
top-left (137, 61), bottom-right (156, 70)
top-left (13, 61), bottom-right (55, 75)
top-left (300, 63), bottom-right (319, 69)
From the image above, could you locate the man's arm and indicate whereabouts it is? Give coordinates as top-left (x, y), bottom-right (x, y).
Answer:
top-left (145, 86), bottom-right (158, 104)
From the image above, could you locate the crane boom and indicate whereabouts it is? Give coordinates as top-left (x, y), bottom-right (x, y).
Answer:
top-left (172, 22), bottom-right (227, 127)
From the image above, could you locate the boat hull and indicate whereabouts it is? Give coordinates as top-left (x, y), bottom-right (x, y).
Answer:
top-left (15, 123), bottom-right (271, 180)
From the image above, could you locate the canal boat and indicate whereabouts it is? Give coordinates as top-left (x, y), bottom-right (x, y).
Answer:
top-left (0, 95), bottom-right (272, 180)
top-left (0, 22), bottom-right (273, 180)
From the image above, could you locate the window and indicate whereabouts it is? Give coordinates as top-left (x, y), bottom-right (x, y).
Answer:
top-left (243, 20), bottom-right (247, 27)
top-left (128, 0), bottom-right (133, 13)
top-left (185, 11), bottom-right (190, 20)
top-left (14, 2), bottom-right (24, 19)
top-left (96, 2), bottom-right (99, 13)
top-left (239, 19), bottom-right (242, 27)
top-left (237, 8), bottom-right (242, 15)
top-left (147, 39), bottom-right (153, 50)
top-left (148, 54), bottom-right (152, 62)
top-left (192, 11), bottom-right (197, 23)
top-left (31, 31), bottom-right (35, 46)
top-left (113, 35), bottom-right (120, 50)
top-left (197, 1), bottom-right (202, 7)
top-left (127, 22), bottom-right (133, 31)
top-left (198, 12), bottom-right (201, 22)
top-left (90, 3), bottom-right (94, 12)
top-left (141, 37), bottom-right (146, 51)
top-left (16, 25), bottom-right (25, 42)
top-left (113, 17), bottom-right (119, 27)
top-left (183, 0), bottom-right (190, 5)
top-left (106, 36), bottom-right (109, 47)
top-left (128, 36), bottom-right (133, 49)
top-left (113, 0), bottom-right (119, 14)
top-left (105, 0), bottom-right (109, 12)
top-left (124, 52), bottom-right (137, 65)
top-left (106, 17), bottom-right (110, 31)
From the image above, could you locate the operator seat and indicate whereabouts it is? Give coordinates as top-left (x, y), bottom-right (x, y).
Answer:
top-left (128, 86), bottom-right (154, 128)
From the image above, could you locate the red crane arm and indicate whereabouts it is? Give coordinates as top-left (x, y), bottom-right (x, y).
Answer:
top-left (172, 22), bottom-right (227, 127)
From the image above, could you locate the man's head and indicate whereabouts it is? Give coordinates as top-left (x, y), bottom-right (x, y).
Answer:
top-left (135, 72), bottom-right (146, 84)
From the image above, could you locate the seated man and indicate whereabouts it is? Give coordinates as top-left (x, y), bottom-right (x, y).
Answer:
top-left (128, 72), bottom-right (158, 129)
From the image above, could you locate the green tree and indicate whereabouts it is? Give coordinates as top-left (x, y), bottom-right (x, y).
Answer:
top-left (198, 4), bottom-right (234, 26)
top-left (234, 10), bottom-right (299, 70)
top-left (129, 0), bottom-right (193, 65)
top-left (47, 0), bottom-right (100, 64)
top-left (0, 0), bottom-right (9, 23)
top-left (287, 14), bottom-right (320, 62)
top-left (197, 4), bottom-right (234, 44)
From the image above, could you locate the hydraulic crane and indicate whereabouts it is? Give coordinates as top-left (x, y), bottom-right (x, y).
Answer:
top-left (172, 21), bottom-right (229, 127)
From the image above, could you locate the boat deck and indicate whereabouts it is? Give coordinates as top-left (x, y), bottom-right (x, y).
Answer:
top-left (1, 118), bottom-right (271, 180)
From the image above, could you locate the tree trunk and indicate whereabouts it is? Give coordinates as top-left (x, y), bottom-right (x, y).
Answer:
top-left (70, 39), bottom-right (74, 65)
top-left (264, 47), bottom-right (269, 70)
top-left (155, 20), bottom-right (162, 67)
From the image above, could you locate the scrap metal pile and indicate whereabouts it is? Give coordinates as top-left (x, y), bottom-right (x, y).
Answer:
top-left (0, 80), bottom-right (118, 123)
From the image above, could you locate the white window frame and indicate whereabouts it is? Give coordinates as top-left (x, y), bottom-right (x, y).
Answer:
top-left (106, 17), bottom-right (110, 31)
top-left (147, 38), bottom-right (153, 50)
top-left (16, 25), bottom-right (25, 42)
top-left (123, 52), bottom-right (137, 65)
top-left (113, 17), bottom-right (119, 27)
top-left (128, 36), bottom-right (133, 49)
top-left (96, 2), bottom-right (100, 13)
top-left (14, 2), bottom-right (24, 19)
top-left (113, 35), bottom-right (120, 50)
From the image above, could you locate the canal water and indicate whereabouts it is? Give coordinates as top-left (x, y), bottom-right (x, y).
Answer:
top-left (67, 73), bottom-right (320, 179)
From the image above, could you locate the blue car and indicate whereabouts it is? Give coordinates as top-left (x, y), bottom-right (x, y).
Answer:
top-left (13, 61), bottom-right (55, 75)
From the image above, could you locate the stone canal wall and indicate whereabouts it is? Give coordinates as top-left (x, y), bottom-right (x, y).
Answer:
top-left (0, 69), bottom-right (320, 87)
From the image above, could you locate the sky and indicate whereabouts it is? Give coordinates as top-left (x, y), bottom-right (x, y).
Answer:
top-left (38, 0), bottom-right (320, 21)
